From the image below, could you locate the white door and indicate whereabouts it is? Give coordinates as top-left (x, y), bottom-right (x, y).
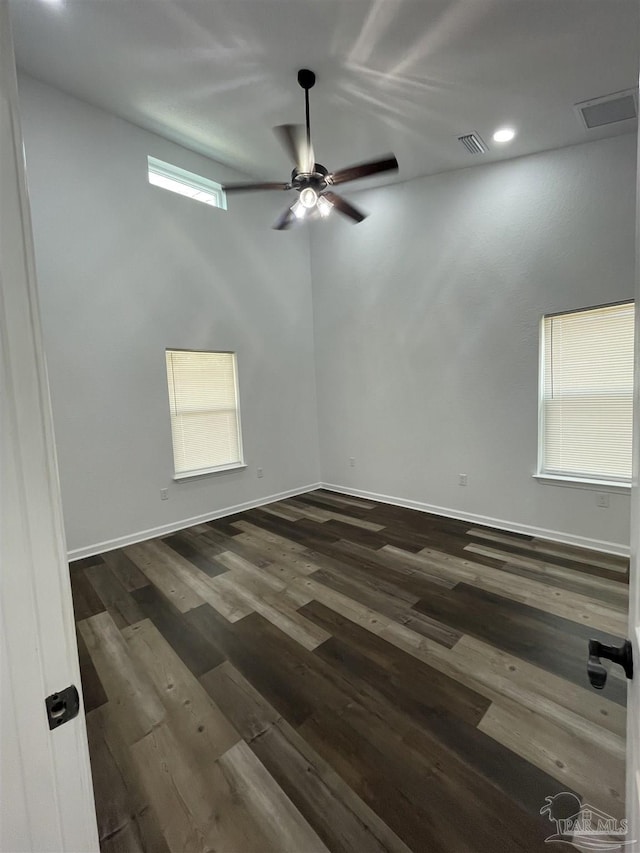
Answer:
top-left (627, 107), bottom-right (640, 852)
top-left (0, 2), bottom-right (99, 850)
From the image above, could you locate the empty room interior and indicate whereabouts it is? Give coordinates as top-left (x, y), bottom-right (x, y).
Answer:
top-left (5, 0), bottom-right (640, 851)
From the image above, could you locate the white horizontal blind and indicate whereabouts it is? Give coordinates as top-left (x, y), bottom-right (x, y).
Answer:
top-left (166, 350), bottom-right (242, 476)
top-left (541, 302), bottom-right (634, 481)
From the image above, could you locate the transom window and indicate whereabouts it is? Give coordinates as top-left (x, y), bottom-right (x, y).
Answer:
top-left (148, 156), bottom-right (227, 210)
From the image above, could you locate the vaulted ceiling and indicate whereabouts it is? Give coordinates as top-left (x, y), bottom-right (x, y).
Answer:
top-left (10, 0), bottom-right (639, 186)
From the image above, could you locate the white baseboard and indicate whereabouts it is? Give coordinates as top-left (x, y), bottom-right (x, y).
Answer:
top-left (320, 482), bottom-right (630, 558)
top-left (68, 478), bottom-right (630, 562)
top-left (67, 482), bottom-right (322, 562)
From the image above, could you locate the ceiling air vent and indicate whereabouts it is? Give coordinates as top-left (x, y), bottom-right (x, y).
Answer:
top-left (575, 89), bottom-right (638, 130)
top-left (458, 132), bottom-right (488, 154)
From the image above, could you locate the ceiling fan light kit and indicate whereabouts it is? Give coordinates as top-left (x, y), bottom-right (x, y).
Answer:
top-left (223, 69), bottom-right (398, 229)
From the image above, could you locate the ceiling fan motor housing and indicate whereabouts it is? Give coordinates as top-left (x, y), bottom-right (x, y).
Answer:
top-left (297, 69), bottom-right (316, 90)
top-left (292, 163), bottom-right (329, 192)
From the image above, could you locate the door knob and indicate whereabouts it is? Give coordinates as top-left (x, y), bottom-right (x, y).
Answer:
top-left (587, 639), bottom-right (633, 690)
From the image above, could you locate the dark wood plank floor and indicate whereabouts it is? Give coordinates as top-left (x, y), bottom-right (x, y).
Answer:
top-left (70, 490), bottom-right (629, 852)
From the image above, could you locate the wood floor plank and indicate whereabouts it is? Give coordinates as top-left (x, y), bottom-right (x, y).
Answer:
top-left (211, 573), bottom-right (331, 650)
top-left (176, 527), bottom-right (226, 558)
top-left (200, 660), bottom-right (412, 853)
top-left (131, 723), bottom-right (261, 853)
top-left (481, 558), bottom-right (628, 609)
top-left (291, 575), bottom-right (393, 636)
top-left (282, 499), bottom-right (339, 523)
top-left (529, 537), bottom-right (629, 574)
top-left (85, 564), bottom-right (146, 628)
top-left (188, 527), bottom-right (280, 573)
top-left (132, 583), bottom-right (226, 676)
top-left (70, 565), bottom-right (107, 621)
top-left (466, 527), bottom-right (535, 548)
top-left (124, 542), bottom-right (204, 612)
top-left (161, 533), bottom-right (228, 577)
top-left (464, 542), bottom-right (629, 604)
top-left (71, 554), bottom-right (106, 571)
top-left (283, 498), bottom-right (386, 531)
top-left (389, 543), bottom-right (627, 636)
top-left (466, 527), bottom-right (629, 575)
top-left (307, 566), bottom-right (459, 648)
top-left (414, 582), bottom-right (627, 704)
top-left (217, 739), bottom-right (330, 853)
top-left (76, 627), bottom-right (108, 713)
top-left (72, 491), bottom-right (627, 853)
top-left (191, 605), bottom-right (361, 727)
top-left (451, 634), bottom-right (627, 741)
top-left (188, 606), bottom-right (325, 725)
top-left (200, 660), bottom-right (282, 741)
top-left (244, 510), bottom-right (342, 550)
top-left (254, 716), bottom-right (414, 853)
top-left (79, 612), bottom-right (166, 745)
top-left (296, 614), bottom-right (572, 842)
top-left (86, 708), bottom-right (138, 845)
top-left (231, 519), bottom-right (308, 552)
top-left (316, 540), bottom-right (426, 600)
top-left (233, 531), bottom-right (320, 574)
top-left (299, 703), bottom-right (541, 853)
top-left (313, 490), bottom-right (378, 510)
top-left (123, 619), bottom-right (240, 759)
top-left (215, 549), bottom-right (287, 592)
top-left (303, 601), bottom-right (489, 727)
top-left (87, 705), bottom-right (170, 853)
top-left (465, 529), bottom-right (629, 578)
top-left (260, 502), bottom-right (307, 522)
top-left (102, 550), bottom-right (149, 591)
top-left (140, 542), bottom-right (255, 622)
top-left (478, 701), bottom-right (626, 820)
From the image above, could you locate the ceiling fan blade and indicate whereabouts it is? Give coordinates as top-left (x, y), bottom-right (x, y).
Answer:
top-left (223, 182), bottom-right (290, 193)
top-left (323, 191), bottom-right (367, 224)
top-left (329, 155), bottom-right (398, 186)
top-left (272, 206), bottom-right (297, 230)
top-left (274, 124), bottom-right (315, 174)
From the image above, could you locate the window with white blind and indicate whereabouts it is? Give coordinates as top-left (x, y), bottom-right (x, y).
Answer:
top-left (539, 301), bottom-right (634, 484)
top-left (165, 350), bottom-right (243, 478)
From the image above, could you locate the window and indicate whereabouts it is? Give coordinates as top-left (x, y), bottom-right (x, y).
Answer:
top-left (539, 301), bottom-right (634, 484)
top-left (165, 350), bottom-right (243, 478)
top-left (148, 156), bottom-right (227, 210)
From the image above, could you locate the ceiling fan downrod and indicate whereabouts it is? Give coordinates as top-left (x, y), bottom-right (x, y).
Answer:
top-left (297, 69), bottom-right (316, 163)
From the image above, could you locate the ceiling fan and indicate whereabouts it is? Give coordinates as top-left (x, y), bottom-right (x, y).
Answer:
top-left (223, 69), bottom-right (399, 230)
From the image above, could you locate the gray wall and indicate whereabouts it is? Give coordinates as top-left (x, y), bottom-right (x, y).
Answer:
top-left (20, 73), bottom-right (636, 555)
top-left (19, 75), bottom-right (321, 556)
top-left (311, 133), bottom-right (636, 552)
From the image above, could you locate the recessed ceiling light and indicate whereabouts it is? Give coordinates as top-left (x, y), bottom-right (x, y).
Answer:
top-left (493, 127), bottom-right (516, 143)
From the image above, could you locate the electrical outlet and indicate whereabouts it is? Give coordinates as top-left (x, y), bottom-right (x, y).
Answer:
top-left (458, 473), bottom-right (468, 486)
top-left (596, 493), bottom-right (609, 508)
top-left (349, 457), bottom-right (356, 467)
top-left (160, 488), bottom-right (169, 501)
top-left (257, 467), bottom-right (264, 479)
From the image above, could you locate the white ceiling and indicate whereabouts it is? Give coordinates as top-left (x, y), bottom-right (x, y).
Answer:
top-left (10, 0), bottom-right (640, 186)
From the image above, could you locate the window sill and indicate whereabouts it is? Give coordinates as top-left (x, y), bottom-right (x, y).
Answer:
top-left (173, 462), bottom-right (247, 481)
top-left (533, 473), bottom-right (631, 493)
